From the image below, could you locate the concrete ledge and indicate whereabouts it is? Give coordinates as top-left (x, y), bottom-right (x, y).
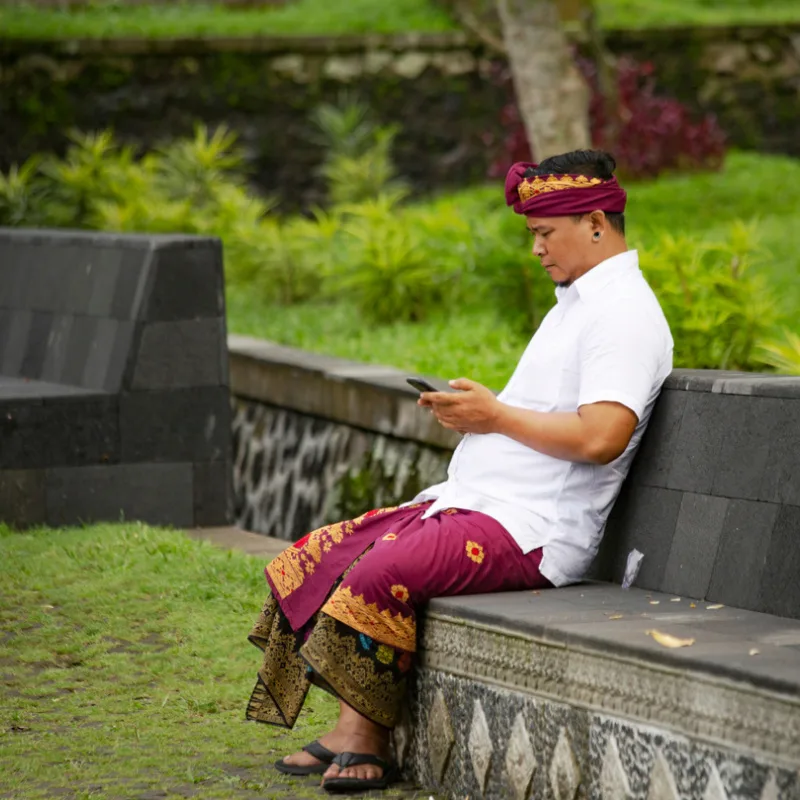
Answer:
top-left (229, 334), bottom-right (459, 450)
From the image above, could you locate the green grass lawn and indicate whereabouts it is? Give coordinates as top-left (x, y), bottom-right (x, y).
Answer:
top-left (0, 524), bottom-right (426, 800)
top-left (1, 0), bottom-right (799, 38)
top-left (227, 151), bottom-right (800, 388)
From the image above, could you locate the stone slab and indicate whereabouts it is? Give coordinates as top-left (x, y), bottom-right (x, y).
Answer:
top-left (598, 485), bottom-right (684, 590)
top-left (0, 393), bottom-right (119, 469)
top-left (81, 318), bottom-right (123, 391)
top-left (759, 397), bottom-right (800, 507)
top-left (707, 499), bottom-right (780, 611)
top-left (229, 335), bottom-right (461, 451)
top-left (428, 583), bottom-right (800, 697)
top-left (192, 460), bottom-right (234, 527)
top-left (0, 309), bottom-right (31, 376)
top-left (119, 387), bottom-right (230, 463)
top-left (627, 388), bottom-right (687, 488)
top-left (40, 314), bottom-right (74, 384)
top-left (110, 248), bottom-right (151, 319)
top-left (0, 376), bottom-right (96, 399)
top-left (711, 395), bottom-right (784, 501)
top-left (759, 505), bottom-right (800, 619)
top-left (142, 240), bottom-right (224, 321)
top-left (664, 369), bottom-right (800, 399)
top-left (661, 493), bottom-right (728, 599)
top-left (184, 525), bottom-right (289, 559)
top-left (19, 311), bottom-right (52, 380)
top-left (45, 462), bottom-right (194, 527)
top-left (0, 469), bottom-right (46, 527)
top-left (666, 391), bottom-right (727, 494)
top-left (131, 318), bottom-right (225, 390)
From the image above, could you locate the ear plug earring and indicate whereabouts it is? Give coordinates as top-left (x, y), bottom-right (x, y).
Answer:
top-left (593, 232), bottom-right (602, 241)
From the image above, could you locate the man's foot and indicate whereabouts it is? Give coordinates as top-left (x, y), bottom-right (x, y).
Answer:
top-left (278, 733), bottom-right (340, 771)
top-left (321, 731), bottom-right (391, 784)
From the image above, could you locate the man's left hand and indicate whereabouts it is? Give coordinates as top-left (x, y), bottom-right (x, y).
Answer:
top-left (419, 378), bottom-right (501, 434)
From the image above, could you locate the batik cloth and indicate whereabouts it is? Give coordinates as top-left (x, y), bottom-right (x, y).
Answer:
top-left (246, 502), bottom-right (551, 729)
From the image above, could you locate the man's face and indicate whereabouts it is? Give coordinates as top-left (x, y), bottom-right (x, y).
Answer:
top-left (525, 214), bottom-right (594, 287)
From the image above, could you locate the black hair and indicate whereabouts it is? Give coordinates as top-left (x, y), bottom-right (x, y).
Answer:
top-left (523, 149), bottom-right (625, 235)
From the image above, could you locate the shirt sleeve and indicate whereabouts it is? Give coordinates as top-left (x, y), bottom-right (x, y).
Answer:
top-left (577, 304), bottom-right (667, 421)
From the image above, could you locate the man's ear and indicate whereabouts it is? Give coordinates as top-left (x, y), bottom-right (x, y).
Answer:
top-left (588, 210), bottom-right (606, 234)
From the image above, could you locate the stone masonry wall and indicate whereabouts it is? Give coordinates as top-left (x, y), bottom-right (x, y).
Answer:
top-left (1, 26), bottom-right (799, 209)
top-left (229, 335), bottom-right (454, 540)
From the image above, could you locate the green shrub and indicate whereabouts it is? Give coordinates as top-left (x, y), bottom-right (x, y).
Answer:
top-left (639, 221), bottom-right (780, 371)
top-left (0, 155), bottom-right (50, 226)
top-left (0, 123), bottom-right (792, 375)
top-left (758, 330), bottom-right (800, 375)
top-left (332, 194), bottom-right (458, 323)
top-left (311, 100), bottom-right (407, 206)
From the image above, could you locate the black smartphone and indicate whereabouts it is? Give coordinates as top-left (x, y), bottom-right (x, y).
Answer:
top-left (406, 377), bottom-right (438, 393)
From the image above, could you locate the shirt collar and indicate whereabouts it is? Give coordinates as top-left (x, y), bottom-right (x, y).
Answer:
top-left (555, 249), bottom-right (640, 304)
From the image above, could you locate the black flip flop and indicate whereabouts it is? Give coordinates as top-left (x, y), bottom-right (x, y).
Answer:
top-left (322, 752), bottom-right (399, 793)
top-left (274, 740), bottom-right (337, 776)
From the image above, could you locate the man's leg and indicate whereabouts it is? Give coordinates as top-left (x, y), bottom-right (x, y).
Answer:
top-left (309, 507), bottom-right (550, 784)
top-left (281, 700), bottom-right (390, 779)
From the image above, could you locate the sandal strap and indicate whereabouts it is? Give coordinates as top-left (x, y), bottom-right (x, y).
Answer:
top-left (302, 740), bottom-right (336, 762)
top-left (333, 752), bottom-right (392, 770)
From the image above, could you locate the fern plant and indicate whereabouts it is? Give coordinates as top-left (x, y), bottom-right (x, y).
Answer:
top-left (0, 156), bottom-right (48, 226)
top-left (758, 330), bottom-right (800, 374)
top-left (640, 222), bottom-right (780, 371)
top-left (309, 96), bottom-right (378, 161)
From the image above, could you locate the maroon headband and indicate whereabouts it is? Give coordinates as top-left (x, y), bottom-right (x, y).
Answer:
top-left (505, 161), bottom-right (627, 216)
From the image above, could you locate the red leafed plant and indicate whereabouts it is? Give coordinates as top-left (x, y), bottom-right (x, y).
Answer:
top-left (486, 55), bottom-right (727, 179)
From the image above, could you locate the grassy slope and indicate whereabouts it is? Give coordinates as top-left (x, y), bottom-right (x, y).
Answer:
top-left (228, 151), bottom-right (800, 388)
top-left (0, 524), bottom-right (426, 800)
top-left (1, 0), bottom-right (799, 38)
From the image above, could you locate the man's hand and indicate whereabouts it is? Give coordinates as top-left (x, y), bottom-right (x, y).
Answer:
top-left (419, 378), bottom-right (501, 434)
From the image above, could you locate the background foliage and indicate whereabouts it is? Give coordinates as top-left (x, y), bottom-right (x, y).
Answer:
top-left (2, 0), bottom-right (800, 38)
top-left (1, 109), bottom-right (799, 382)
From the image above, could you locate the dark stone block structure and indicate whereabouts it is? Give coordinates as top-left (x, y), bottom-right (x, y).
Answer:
top-left (0, 227), bottom-right (233, 529)
top-left (596, 371), bottom-right (800, 620)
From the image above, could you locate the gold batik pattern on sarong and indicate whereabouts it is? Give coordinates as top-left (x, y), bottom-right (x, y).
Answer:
top-left (247, 548), bottom-right (411, 730)
top-left (321, 585), bottom-right (416, 653)
top-left (266, 506), bottom-right (401, 600)
top-left (246, 594), bottom-right (310, 728)
top-left (301, 613), bottom-right (409, 729)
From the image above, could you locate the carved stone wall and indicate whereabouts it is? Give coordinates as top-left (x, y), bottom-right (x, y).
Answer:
top-left (396, 613), bottom-right (800, 799)
top-left (231, 397), bottom-right (449, 539)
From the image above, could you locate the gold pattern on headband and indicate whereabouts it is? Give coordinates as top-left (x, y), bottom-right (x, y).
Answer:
top-left (518, 174), bottom-right (603, 203)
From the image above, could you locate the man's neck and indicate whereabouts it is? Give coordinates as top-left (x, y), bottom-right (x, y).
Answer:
top-left (571, 241), bottom-right (629, 284)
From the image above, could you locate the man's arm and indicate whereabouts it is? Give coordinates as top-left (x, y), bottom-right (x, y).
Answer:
top-left (420, 380), bottom-right (637, 465)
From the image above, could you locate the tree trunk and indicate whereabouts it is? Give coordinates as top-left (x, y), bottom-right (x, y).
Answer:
top-left (495, 0), bottom-right (591, 160)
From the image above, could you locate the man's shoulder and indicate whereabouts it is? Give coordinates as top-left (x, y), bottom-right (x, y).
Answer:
top-left (582, 283), bottom-right (673, 348)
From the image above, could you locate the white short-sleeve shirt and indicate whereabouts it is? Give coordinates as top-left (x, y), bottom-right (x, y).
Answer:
top-left (410, 249), bottom-right (673, 587)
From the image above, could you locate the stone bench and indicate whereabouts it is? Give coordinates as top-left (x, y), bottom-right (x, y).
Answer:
top-left (0, 228), bottom-right (233, 529)
top-left (399, 584), bottom-right (800, 799)
top-left (227, 338), bottom-right (800, 798)
top-left (398, 372), bottom-right (800, 799)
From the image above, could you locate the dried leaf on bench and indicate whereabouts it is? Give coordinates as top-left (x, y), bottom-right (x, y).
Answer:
top-left (609, 614), bottom-right (623, 620)
top-left (646, 629), bottom-right (695, 648)
top-left (749, 648), bottom-right (760, 656)
top-left (690, 603), bottom-right (697, 608)
top-left (706, 604), bottom-right (725, 610)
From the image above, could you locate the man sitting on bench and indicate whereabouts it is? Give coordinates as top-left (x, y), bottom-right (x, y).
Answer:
top-left (245, 149), bottom-right (674, 793)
